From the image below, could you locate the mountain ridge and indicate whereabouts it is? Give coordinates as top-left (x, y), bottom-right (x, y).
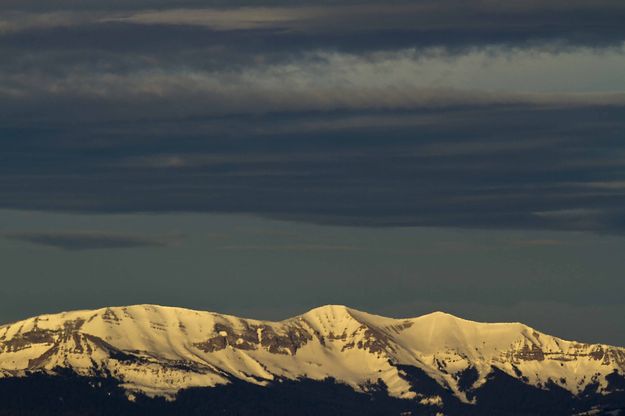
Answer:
top-left (1, 304), bottom-right (624, 415)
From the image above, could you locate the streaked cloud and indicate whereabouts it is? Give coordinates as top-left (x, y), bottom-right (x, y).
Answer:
top-left (2, 231), bottom-right (183, 250)
top-left (2, 47), bottom-right (624, 120)
top-left (3, 1), bottom-right (625, 50)
top-left (220, 244), bottom-right (363, 252)
top-left (1, 0), bottom-right (624, 234)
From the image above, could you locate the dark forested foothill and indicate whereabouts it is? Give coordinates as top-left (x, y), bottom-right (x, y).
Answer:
top-left (0, 370), bottom-right (623, 416)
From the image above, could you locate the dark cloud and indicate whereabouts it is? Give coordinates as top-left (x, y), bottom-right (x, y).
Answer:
top-left (2, 1), bottom-right (625, 63)
top-left (220, 244), bottom-right (363, 252)
top-left (2, 231), bottom-right (183, 250)
top-left (1, 0), bottom-right (624, 233)
top-left (1, 103), bottom-right (625, 233)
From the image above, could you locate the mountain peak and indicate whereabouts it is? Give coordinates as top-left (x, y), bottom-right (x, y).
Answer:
top-left (302, 304), bottom-right (353, 317)
top-left (417, 310), bottom-right (462, 321)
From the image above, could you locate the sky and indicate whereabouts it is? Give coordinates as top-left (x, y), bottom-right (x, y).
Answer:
top-left (1, 0), bottom-right (625, 345)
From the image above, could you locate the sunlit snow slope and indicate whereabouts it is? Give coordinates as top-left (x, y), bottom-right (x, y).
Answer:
top-left (0, 305), bottom-right (623, 404)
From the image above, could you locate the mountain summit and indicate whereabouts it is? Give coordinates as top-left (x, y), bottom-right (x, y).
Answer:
top-left (1, 305), bottom-right (623, 415)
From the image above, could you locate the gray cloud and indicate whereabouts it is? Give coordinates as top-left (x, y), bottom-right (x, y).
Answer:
top-left (2, 1), bottom-right (625, 70)
top-left (1, 47), bottom-right (624, 123)
top-left (1, 102), bottom-right (625, 233)
top-left (1, 0), bottom-right (624, 234)
top-left (2, 231), bottom-right (183, 250)
top-left (3, 1), bottom-right (625, 48)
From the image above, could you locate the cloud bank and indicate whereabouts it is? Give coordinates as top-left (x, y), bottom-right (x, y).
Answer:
top-left (1, 0), bottom-right (625, 233)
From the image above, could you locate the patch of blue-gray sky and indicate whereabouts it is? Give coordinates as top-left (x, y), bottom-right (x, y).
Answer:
top-left (1, 209), bottom-right (625, 345)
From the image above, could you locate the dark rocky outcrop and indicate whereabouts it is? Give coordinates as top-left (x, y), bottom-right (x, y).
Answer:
top-left (194, 321), bottom-right (313, 355)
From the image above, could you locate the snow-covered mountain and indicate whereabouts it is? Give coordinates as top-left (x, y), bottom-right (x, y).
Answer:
top-left (0, 304), bottom-right (624, 415)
